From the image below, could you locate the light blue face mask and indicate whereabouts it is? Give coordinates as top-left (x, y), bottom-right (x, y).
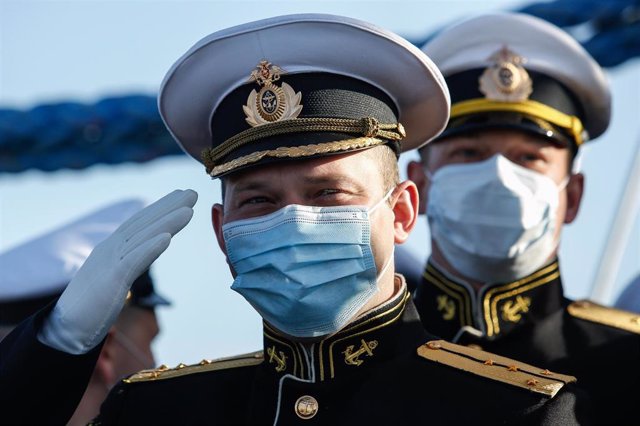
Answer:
top-left (222, 189), bottom-right (394, 338)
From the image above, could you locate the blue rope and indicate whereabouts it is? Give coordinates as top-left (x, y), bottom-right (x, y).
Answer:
top-left (0, 96), bottom-right (183, 173)
top-left (1, 0), bottom-right (638, 173)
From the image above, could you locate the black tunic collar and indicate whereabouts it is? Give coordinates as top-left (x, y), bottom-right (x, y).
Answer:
top-left (414, 259), bottom-right (565, 341)
top-left (261, 275), bottom-right (427, 381)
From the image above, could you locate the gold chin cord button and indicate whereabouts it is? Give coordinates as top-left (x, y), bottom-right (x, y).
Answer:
top-left (295, 395), bottom-right (319, 420)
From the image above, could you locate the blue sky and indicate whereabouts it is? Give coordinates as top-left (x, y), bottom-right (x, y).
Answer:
top-left (1, 0), bottom-right (638, 366)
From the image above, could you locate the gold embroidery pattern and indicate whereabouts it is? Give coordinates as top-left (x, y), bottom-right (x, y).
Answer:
top-left (323, 289), bottom-right (409, 381)
top-left (209, 136), bottom-right (386, 177)
top-left (264, 325), bottom-right (302, 378)
top-left (482, 262), bottom-right (559, 337)
top-left (501, 295), bottom-right (532, 323)
top-left (437, 294), bottom-right (456, 321)
top-left (424, 265), bottom-right (472, 326)
top-left (266, 345), bottom-right (287, 372)
top-left (203, 116), bottom-right (406, 176)
top-left (343, 339), bottom-right (378, 366)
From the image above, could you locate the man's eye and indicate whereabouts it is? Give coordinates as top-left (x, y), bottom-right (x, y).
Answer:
top-left (516, 153), bottom-right (543, 164)
top-left (451, 148), bottom-right (481, 159)
top-left (318, 189), bottom-right (341, 197)
top-left (239, 196), bottom-right (270, 206)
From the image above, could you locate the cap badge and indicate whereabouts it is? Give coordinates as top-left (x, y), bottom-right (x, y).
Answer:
top-left (479, 46), bottom-right (532, 102)
top-left (243, 60), bottom-right (303, 127)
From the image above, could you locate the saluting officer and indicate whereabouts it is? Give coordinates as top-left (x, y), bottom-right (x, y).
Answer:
top-left (400, 12), bottom-right (639, 425)
top-left (80, 14), bottom-right (591, 425)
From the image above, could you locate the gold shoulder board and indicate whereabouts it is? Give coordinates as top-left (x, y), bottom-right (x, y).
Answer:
top-left (417, 340), bottom-right (575, 397)
top-left (568, 300), bottom-right (640, 334)
top-left (124, 350), bottom-right (264, 383)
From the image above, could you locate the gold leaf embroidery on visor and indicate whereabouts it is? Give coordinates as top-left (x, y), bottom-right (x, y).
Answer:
top-left (208, 136), bottom-right (386, 177)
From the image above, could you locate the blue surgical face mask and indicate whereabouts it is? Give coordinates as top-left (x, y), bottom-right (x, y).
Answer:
top-left (222, 188), bottom-right (394, 338)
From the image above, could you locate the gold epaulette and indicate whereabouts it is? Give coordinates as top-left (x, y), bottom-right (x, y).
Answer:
top-left (417, 340), bottom-right (575, 397)
top-left (123, 350), bottom-right (264, 383)
top-left (568, 300), bottom-right (640, 334)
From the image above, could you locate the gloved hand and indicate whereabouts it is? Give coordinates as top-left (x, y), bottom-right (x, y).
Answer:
top-left (38, 189), bottom-right (198, 354)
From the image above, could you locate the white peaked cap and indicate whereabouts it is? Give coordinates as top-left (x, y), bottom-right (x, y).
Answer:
top-left (422, 12), bottom-right (611, 140)
top-left (159, 14), bottom-right (450, 176)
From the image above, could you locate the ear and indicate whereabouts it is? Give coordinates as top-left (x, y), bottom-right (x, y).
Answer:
top-left (391, 180), bottom-right (419, 244)
top-left (95, 330), bottom-right (117, 386)
top-left (407, 160), bottom-right (429, 215)
top-left (564, 173), bottom-right (584, 224)
top-left (211, 203), bottom-right (227, 255)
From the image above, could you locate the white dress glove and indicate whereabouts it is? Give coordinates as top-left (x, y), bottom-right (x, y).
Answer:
top-left (38, 189), bottom-right (198, 354)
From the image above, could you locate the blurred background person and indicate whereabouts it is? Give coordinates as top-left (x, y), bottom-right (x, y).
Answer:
top-left (0, 198), bottom-right (172, 425)
top-left (68, 269), bottom-right (168, 426)
top-left (400, 12), bottom-right (638, 425)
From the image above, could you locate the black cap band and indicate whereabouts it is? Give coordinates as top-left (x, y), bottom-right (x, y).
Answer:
top-left (207, 72), bottom-right (401, 176)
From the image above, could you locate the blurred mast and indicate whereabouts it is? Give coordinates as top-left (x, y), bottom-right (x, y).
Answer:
top-left (590, 132), bottom-right (640, 303)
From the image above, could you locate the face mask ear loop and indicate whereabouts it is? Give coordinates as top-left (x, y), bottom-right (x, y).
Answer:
top-left (112, 328), bottom-right (155, 369)
top-left (572, 146), bottom-right (586, 174)
top-left (368, 187), bottom-right (396, 215)
top-left (558, 175), bottom-right (571, 191)
top-left (368, 190), bottom-right (396, 281)
top-left (424, 167), bottom-right (435, 182)
top-left (376, 246), bottom-right (395, 281)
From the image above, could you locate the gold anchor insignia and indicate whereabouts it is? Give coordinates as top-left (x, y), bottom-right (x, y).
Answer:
top-left (343, 339), bottom-right (378, 366)
top-left (437, 294), bottom-right (456, 321)
top-left (479, 46), bottom-right (533, 102)
top-left (501, 295), bottom-right (532, 323)
top-left (266, 345), bottom-right (287, 372)
top-left (243, 60), bottom-right (303, 127)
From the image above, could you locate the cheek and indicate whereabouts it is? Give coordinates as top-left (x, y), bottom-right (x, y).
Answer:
top-left (554, 191), bottom-right (569, 232)
top-left (544, 152), bottom-right (571, 184)
top-left (142, 344), bottom-right (156, 367)
top-left (369, 209), bottom-right (395, 267)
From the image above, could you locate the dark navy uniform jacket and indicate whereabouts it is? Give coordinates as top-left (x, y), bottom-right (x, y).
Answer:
top-left (413, 259), bottom-right (640, 426)
top-left (91, 277), bottom-right (590, 425)
top-left (0, 305), bottom-right (102, 426)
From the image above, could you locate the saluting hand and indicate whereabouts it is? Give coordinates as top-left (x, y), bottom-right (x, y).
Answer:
top-left (38, 189), bottom-right (198, 354)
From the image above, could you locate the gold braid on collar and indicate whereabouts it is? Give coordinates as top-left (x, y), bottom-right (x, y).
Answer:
top-left (202, 117), bottom-right (405, 175)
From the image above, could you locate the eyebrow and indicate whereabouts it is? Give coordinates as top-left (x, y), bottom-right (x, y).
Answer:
top-left (232, 180), bottom-right (272, 193)
top-left (301, 175), bottom-right (358, 186)
top-left (232, 173), bottom-right (362, 190)
top-left (303, 175), bottom-right (369, 194)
